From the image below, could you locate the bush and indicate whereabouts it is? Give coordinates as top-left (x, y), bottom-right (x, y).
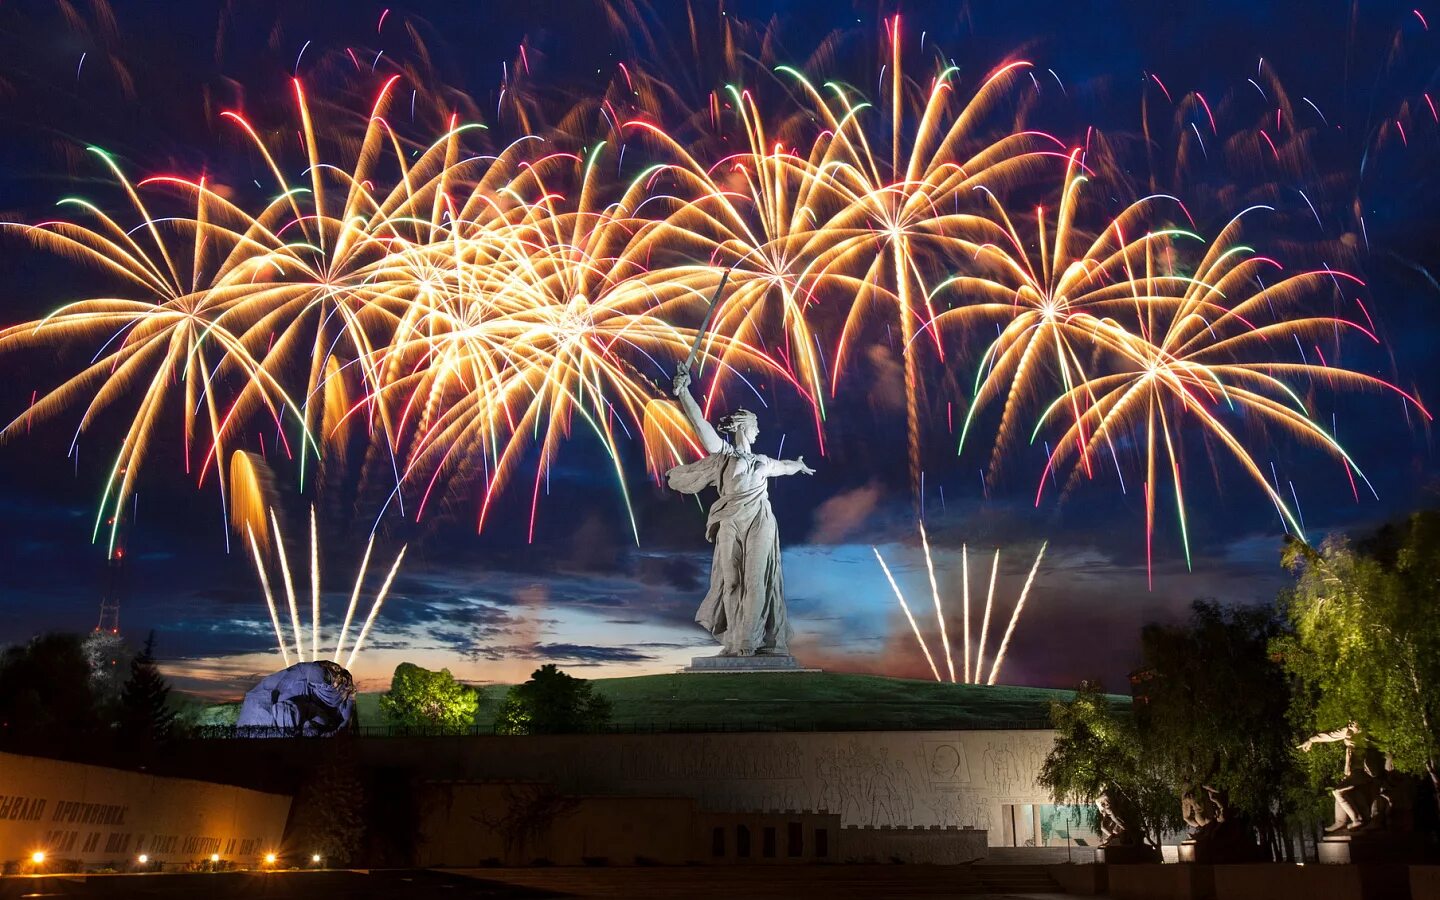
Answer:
top-left (496, 664), bottom-right (612, 735)
top-left (377, 662), bottom-right (480, 729)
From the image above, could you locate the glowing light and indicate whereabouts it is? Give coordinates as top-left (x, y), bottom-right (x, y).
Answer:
top-left (876, 529), bottom-right (1048, 685)
top-left (0, 20), bottom-right (1422, 584)
top-left (245, 501), bottom-right (407, 669)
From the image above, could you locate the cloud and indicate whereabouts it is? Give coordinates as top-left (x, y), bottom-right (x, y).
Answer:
top-left (865, 344), bottom-right (906, 412)
top-left (469, 641), bottom-right (665, 664)
top-left (809, 481), bottom-right (885, 543)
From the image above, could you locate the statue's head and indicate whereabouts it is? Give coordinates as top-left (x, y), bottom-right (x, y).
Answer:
top-left (718, 408), bottom-right (759, 445)
top-left (314, 659), bottom-right (357, 703)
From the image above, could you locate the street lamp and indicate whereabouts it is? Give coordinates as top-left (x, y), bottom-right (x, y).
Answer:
top-left (311, 853), bottom-right (322, 865)
top-left (264, 852), bottom-right (277, 866)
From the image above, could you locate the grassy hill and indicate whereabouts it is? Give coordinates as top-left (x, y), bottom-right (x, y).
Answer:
top-left (326, 672), bottom-right (1100, 732)
top-left (581, 672), bottom-right (1086, 731)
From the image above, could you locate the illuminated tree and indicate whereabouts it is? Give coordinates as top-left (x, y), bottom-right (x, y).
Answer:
top-left (378, 663), bottom-right (479, 731)
top-left (1037, 681), bottom-right (1180, 846)
top-left (1275, 515), bottom-right (1440, 817)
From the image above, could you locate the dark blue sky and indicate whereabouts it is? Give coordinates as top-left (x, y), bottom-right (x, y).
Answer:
top-left (0, 0), bottom-right (1436, 695)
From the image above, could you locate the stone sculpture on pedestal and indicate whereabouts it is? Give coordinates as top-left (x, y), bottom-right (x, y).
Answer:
top-left (1176, 783), bottom-right (1264, 863)
top-left (1301, 722), bottom-right (1424, 863)
top-left (237, 660), bottom-right (356, 736)
top-left (667, 365), bottom-right (815, 670)
top-left (1300, 722), bottom-right (1389, 833)
top-left (1093, 787), bottom-right (1160, 863)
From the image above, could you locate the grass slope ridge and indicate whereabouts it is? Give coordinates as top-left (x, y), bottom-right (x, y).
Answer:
top-left (345, 672), bottom-right (1096, 732)
top-left (585, 672), bottom-right (1084, 731)
top-left (199, 673), bottom-right (1111, 732)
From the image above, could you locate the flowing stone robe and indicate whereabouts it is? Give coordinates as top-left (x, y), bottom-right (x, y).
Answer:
top-left (237, 660), bottom-right (356, 736)
top-left (667, 447), bottom-right (793, 654)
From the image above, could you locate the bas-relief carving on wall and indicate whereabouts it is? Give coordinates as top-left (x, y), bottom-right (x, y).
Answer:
top-left (619, 736), bottom-right (807, 782)
top-left (978, 734), bottom-right (1046, 797)
top-left (608, 731), bottom-right (1052, 831)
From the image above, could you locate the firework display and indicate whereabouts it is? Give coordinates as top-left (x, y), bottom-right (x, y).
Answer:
top-left (874, 525), bottom-right (1048, 685)
top-left (245, 504), bottom-right (407, 669)
top-left (0, 8), bottom-right (1429, 587)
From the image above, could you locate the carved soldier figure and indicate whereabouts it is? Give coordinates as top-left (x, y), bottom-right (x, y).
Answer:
top-left (1300, 721), bottom-right (1387, 832)
top-left (1096, 788), bottom-right (1141, 847)
top-left (667, 366), bottom-right (814, 656)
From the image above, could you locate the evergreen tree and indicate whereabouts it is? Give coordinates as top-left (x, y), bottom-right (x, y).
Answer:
top-left (117, 632), bottom-right (175, 758)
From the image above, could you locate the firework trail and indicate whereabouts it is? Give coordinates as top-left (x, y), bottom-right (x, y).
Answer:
top-left (875, 530), bottom-right (1047, 685)
top-left (245, 505), bottom-right (407, 668)
top-left (0, 6), bottom-right (1427, 577)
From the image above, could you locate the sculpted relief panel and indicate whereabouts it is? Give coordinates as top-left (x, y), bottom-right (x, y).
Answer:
top-left (606, 729), bottom-right (1055, 840)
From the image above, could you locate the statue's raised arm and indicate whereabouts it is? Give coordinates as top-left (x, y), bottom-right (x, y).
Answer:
top-left (672, 366), bottom-right (725, 455)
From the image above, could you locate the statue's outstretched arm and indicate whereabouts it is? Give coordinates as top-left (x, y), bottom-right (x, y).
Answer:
top-left (673, 367), bottom-right (725, 454)
top-left (1299, 722), bottom-right (1358, 751)
top-left (771, 455), bottom-right (816, 476)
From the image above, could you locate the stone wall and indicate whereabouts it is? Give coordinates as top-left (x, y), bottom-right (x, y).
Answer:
top-left (837, 824), bottom-right (987, 864)
top-left (0, 751), bottom-right (291, 870)
top-left (348, 728), bottom-right (1056, 845)
top-left (414, 783), bottom-right (988, 866)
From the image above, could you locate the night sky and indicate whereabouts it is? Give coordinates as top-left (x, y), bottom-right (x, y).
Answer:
top-left (0, 0), bottom-right (1437, 697)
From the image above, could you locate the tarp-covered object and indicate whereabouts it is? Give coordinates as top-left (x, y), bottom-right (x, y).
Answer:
top-left (237, 660), bottom-right (356, 736)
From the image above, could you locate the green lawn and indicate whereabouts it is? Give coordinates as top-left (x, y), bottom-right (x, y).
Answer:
top-left (195, 672), bottom-right (1114, 733)
top-left (580, 672), bottom-right (1087, 731)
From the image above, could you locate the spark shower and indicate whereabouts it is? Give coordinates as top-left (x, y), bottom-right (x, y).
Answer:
top-left (0, 8), bottom-right (1429, 598)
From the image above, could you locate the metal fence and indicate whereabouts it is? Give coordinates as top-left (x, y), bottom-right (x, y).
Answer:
top-left (181, 716), bottom-right (1052, 740)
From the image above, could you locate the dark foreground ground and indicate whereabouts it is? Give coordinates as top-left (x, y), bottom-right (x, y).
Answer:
top-left (0, 867), bottom-right (1073, 899)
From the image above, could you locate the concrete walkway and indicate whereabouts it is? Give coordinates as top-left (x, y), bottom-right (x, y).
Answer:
top-left (451, 865), bottom-right (1075, 898)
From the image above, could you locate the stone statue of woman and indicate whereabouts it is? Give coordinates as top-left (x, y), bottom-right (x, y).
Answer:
top-left (666, 366), bottom-right (814, 656)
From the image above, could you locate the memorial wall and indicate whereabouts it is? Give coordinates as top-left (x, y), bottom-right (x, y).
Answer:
top-left (0, 751), bottom-right (291, 868)
top-left (349, 728), bottom-right (1060, 845)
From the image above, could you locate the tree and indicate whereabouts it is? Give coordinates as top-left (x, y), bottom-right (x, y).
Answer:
top-left (81, 630), bottom-right (133, 716)
top-left (0, 633), bottom-right (104, 758)
top-left (1275, 515), bottom-right (1440, 817)
top-left (1135, 601), bottom-right (1297, 859)
top-left (287, 746), bottom-right (366, 865)
top-left (117, 632), bottom-right (176, 759)
top-left (378, 662), bottom-right (479, 730)
top-left (1037, 681), bottom-right (1180, 847)
top-left (496, 664), bottom-right (613, 735)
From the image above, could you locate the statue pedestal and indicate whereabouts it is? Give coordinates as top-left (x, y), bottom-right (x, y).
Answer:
top-left (1093, 844), bottom-right (1161, 865)
top-left (1176, 824), bottom-right (1267, 864)
top-left (682, 654), bottom-right (820, 673)
top-left (1319, 832), bottom-right (1434, 864)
